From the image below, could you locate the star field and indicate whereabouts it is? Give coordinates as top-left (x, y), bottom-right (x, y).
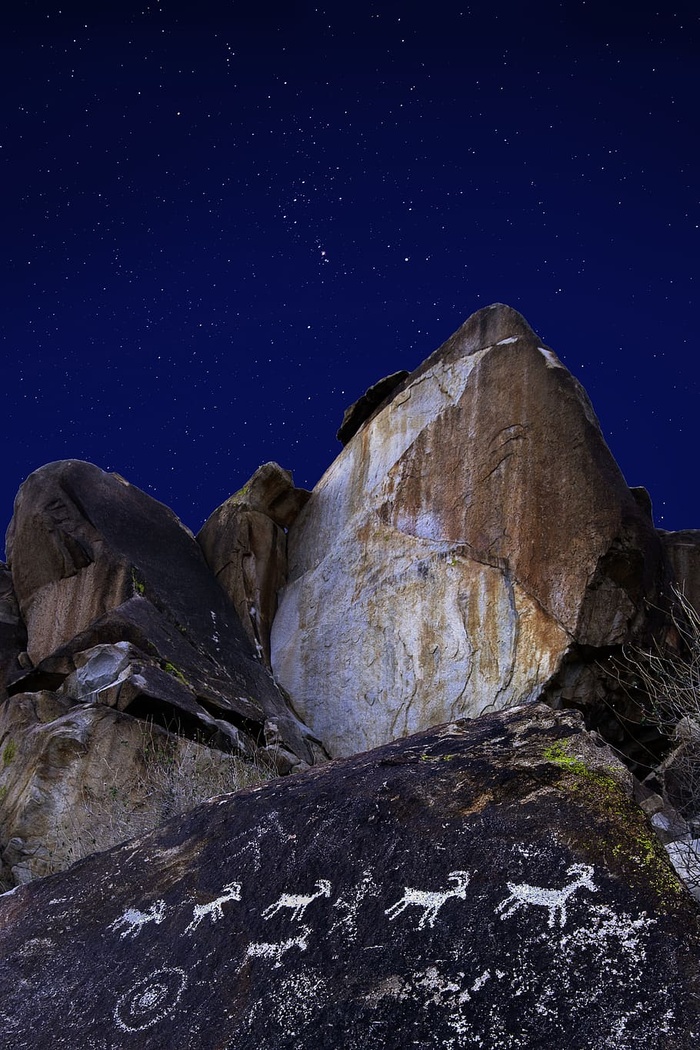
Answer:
top-left (2, 1), bottom-right (698, 546)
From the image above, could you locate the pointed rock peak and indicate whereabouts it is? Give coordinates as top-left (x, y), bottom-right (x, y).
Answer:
top-left (222, 462), bottom-right (311, 529)
top-left (424, 303), bottom-right (541, 372)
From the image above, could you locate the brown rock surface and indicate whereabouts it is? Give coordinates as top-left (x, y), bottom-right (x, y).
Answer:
top-left (271, 304), bottom-right (663, 758)
top-left (661, 530), bottom-right (700, 616)
top-left (0, 689), bottom-right (271, 889)
top-left (197, 463), bottom-right (310, 667)
top-left (0, 704), bottom-right (697, 1049)
top-left (5, 460), bottom-right (319, 765)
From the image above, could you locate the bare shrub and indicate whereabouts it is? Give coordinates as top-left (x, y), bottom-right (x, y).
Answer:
top-left (622, 587), bottom-right (700, 894)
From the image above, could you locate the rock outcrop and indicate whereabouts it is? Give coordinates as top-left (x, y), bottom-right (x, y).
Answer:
top-left (661, 530), bottom-right (700, 616)
top-left (336, 369), bottom-right (410, 445)
top-left (0, 705), bottom-right (697, 1049)
top-left (271, 304), bottom-right (664, 759)
top-left (0, 565), bottom-right (25, 698)
top-left (6, 460), bottom-right (314, 765)
top-left (0, 689), bottom-right (269, 887)
top-left (0, 460), bottom-right (322, 885)
top-left (197, 462), bottom-right (310, 667)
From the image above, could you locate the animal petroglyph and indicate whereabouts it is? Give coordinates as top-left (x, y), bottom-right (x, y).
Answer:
top-left (496, 863), bottom-right (598, 928)
top-left (245, 926), bottom-right (311, 968)
top-left (262, 879), bottom-right (331, 922)
top-left (185, 881), bottom-right (242, 933)
top-left (384, 871), bottom-right (470, 929)
top-left (109, 900), bottom-right (167, 940)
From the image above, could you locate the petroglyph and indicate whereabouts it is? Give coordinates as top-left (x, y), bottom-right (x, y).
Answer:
top-left (262, 879), bottom-right (331, 922)
top-left (496, 863), bottom-right (597, 928)
top-left (114, 967), bottom-right (187, 1032)
top-left (385, 871), bottom-right (470, 929)
top-left (185, 881), bottom-right (242, 933)
top-left (245, 926), bottom-right (311, 968)
top-left (109, 900), bottom-right (167, 940)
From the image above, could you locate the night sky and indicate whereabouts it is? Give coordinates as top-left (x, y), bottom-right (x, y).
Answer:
top-left (3, 1), bottom-right (698, 554)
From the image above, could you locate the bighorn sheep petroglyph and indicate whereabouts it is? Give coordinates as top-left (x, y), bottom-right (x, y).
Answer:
top-left (262, 879), bottom-right (332, 922)
top-left (109, 899), bottom-right (167, 939)
top-left (496, 864), bottom-right (598, 928)
top-left (384, 871), bottom-right (470, 929)
top-left (246, 926), bottom-right (311, 968)
top-left (185, 881), bottom-right (242, 933)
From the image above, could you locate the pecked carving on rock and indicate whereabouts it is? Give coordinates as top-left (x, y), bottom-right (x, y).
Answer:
top-left (0, 705), bottom-right (697, 1049)
top-left (271, 304), bottom-right (664, 758)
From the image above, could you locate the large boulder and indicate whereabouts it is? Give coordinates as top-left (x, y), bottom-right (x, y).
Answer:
top-left (271, 304), bottom-right (664, 758)
top-left (0, 704), bottom-right (697, 1049)
top-left (5, 460), bottom-right (317, 770)
top-left (197, 462), bottom-right (310, 668)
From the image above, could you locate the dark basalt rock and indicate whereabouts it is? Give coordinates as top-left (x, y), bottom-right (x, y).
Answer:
top-left (336, 369), bottom-right (410, 445)
top-left (0, 704), bottom-right (697, 1049)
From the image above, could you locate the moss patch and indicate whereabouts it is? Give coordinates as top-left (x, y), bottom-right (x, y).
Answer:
top-left (131, 568), bottom-right (146, 596)
top-left (162, 661), bottom-right (188, 686)
top-left (2, 741), bottom-right (17, 767)
top-left (544, 737), bottom-right (684, 908)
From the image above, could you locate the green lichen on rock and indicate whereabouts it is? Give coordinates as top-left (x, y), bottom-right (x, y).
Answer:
top-left (162, 661), bottom-right (188, 686)
top-left (2, 740), bottom-right (16, 767)
top-left (544, 736), bottom-right (684, 907)
top-left (130, 567), bottom-right (146, 596)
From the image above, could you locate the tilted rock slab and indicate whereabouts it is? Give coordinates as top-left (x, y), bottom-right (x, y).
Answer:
top-left (0, 705), bottom-right (697, 1049)
top-left (271, 304), bottom-right (663, 758)
top-left (5, 461), bottom-right (318, 767)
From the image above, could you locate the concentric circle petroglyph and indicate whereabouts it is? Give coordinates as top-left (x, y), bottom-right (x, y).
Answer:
top-left (114, 967), bottom-right (187, 1032)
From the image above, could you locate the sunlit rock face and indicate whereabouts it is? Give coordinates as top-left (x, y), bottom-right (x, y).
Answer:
top-left (0, 706), bottom-right (697, 1050)
top-left (271, 304), bottom-right (662, 758)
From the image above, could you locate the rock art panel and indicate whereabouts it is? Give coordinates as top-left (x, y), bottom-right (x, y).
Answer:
top-left (271, 304), bottom-right (663, 758)
top-left (0, 705), bottom-right (697, 1049)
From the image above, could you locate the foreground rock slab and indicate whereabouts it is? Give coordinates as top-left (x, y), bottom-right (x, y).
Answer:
top-left (0, 705), bottom-right (697, 1049)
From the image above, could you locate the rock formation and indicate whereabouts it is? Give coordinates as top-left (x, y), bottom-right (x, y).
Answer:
top-left (0, 460), bottom-right (322, 886)
top-left (197, 462), bottom-right (310, 668)
top-left (271, 304), bottom-right (665, 760)
top-left (0, 705), bottom-right (697, 1049)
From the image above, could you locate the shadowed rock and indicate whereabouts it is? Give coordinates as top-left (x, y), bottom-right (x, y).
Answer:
top-left (336, 370), bottom-right (410, 445)
top-left (0, 704), bottom-right (697, 1049)
top-left (272, 304), bottom-right (664, 758)
top-left (0, 565), bottom-right (25, 698)
top-left (197, 463), bottom-right (310, 667)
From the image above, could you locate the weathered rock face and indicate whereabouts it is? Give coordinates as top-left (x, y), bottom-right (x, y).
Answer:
top-left (0, 705), bottom-right (697, 1049)
top-left (0, 565), bottom-right (25, 698)
top-left (5, 460), bottom-right (316, 770)
top-left (197, 462), bottom-right (310, 667)
top-left (271, 304), bottom-right (663, 758)
top-left (0, 689), bottom-right (272, 889)
top-left (336, 369), bottom-right (410, 445)
top-left (661, 530), bottom-right (700, 616)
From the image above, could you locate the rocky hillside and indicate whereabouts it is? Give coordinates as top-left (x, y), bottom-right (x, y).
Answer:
top-left (1, 304), bottom-right (699, 1047)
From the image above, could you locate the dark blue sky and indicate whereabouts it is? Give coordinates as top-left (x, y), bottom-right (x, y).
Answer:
top-left (2, 1), bottom-right (698, 549)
